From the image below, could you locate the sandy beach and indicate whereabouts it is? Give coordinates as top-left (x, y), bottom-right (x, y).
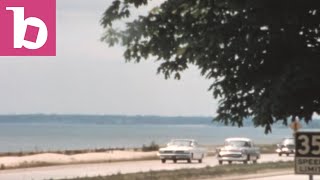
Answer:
top-left (0, 151), bottom-right (157, 168)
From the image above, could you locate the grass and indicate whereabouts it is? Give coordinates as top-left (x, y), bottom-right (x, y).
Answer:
top-left (57, 161), bottom-right (293, 180)
top-left (141, 141), bottom-right (160, 152)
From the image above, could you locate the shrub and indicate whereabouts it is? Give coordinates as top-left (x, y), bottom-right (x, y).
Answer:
top-left (142, 141), bottom-right (159, 152)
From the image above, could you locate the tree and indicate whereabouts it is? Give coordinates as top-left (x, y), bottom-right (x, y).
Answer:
top-left (101, 0), bottom-right (320, 133)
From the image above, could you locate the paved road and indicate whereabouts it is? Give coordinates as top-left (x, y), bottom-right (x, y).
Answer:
top-left (0, 154), bottom-right (293, 180)
top-left (252, 174), bottom-right (320, 180)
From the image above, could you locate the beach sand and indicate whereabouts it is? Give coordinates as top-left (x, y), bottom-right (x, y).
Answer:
top-left (0, 151), bottom-right (157, 168)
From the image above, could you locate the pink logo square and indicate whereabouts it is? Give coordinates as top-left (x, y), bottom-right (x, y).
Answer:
top-left (0, 0), bottom-right (56, 56)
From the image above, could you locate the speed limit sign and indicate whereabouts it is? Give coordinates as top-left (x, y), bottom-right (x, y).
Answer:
top-left (295, 131), bottom-right (320, 175)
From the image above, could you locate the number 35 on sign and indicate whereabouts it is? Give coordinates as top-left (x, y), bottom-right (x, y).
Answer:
top-left (296, 131), bottom-right (320, 175)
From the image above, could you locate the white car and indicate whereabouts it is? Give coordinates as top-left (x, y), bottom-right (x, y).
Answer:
top-left (217, 137), bottom-right (260, 164)
top-left (157, 139), bottom-right (206, 163)
top-left (276, 137), bottom-right (295, 156)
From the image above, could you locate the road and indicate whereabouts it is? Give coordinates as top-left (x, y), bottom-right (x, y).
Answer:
top-left (0, 154), bottom-right (293, 180)
top-left (252, 174), bottom-right (320, 180)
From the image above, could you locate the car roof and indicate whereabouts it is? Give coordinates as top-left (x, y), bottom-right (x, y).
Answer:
top-left (282, 137), bottom-right (294, 140)
top-left (225, 137), bottom-right (252, 142)
top-left (171, 139), bottom-right (195, 142)
top-left (281, 138), bottom-right (294, 143)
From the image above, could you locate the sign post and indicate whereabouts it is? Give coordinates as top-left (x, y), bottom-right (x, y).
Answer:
top-left (290, 119), bottom-right (302, 133)
top-left (295, 131), bottom-right (320, 180)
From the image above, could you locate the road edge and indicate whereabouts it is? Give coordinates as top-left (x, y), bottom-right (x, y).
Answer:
top-left (202, 169), bottom-right (293, 180)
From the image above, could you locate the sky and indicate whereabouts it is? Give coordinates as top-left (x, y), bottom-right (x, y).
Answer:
top-left (0, 0), bottom-right (218, 116)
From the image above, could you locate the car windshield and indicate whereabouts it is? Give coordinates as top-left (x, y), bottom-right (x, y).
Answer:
top-left (168, 140), bottom-right (192, 147)
top-left (225, 140), bottom-right (251, 147)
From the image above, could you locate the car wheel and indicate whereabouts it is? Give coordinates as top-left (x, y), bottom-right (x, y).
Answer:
top-left (253, 160), bottom-right (257, 164)
top-left (228, 161), bottom-right (232, 164)
top-left (244, 155), bottom-right (250, 164)
top-left (198, 159), bottom-right (202, 163)
top-left (173, 159), bottom-right (177, 163)
top-left (219, 160), bottom-right (223, 165)
top-left (161, 159), bottom-right (166, 163)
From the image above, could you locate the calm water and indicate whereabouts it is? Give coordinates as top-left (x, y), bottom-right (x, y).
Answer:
top-left (0, 124), bottom-right (290, 152)
top-left (0, 115), bottom-right (294, 152)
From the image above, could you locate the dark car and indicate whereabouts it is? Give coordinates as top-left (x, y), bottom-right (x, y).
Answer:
top-left (276, 137), bottom-right (295, 156)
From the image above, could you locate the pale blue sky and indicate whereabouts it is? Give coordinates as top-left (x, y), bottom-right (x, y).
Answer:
top-left (0, 0), bottom-right (217, 116)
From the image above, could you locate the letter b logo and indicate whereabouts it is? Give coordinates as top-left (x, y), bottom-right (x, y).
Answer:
top-left (6, 7), bottom-right (48, 50)
top-left (0, 0), bottom-right (56, 56)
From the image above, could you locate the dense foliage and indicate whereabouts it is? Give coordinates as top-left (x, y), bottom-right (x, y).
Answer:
top-left (101, 0), bottom-right (320, 133)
